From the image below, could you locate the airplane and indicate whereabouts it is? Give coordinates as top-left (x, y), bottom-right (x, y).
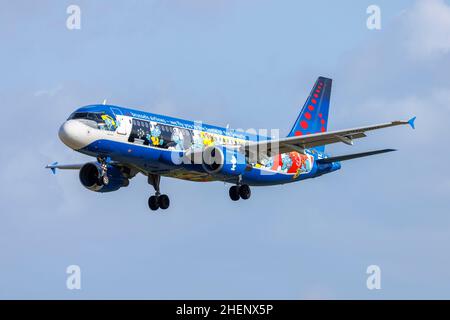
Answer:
top-left (46, 77), bottom-right (415, 211)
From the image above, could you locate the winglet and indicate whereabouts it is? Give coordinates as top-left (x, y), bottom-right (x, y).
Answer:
top-left (408, 116), bottom-right (416, 129)
top-left (46, 162), bottom-right (58, 174)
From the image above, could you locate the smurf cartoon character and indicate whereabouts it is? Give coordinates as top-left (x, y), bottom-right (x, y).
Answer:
top-left (100, 114), bottom-right (117, 131)
top-left (201, 132), bottom-right (214, 146)
top-left (191, 130), bottom-right (203, 150)
top-left (148, 123), bottom-right (164, 146)
top-left (287, 152), bottom-right (301, 174)
top-left (169, 127), bottom-right (185, 151)
top-left (302, 154), bottom-right (313, 172)
top-left (259, 157), bottom-right (274, 170)
top-left (280, 153), bottom-right (293, 173)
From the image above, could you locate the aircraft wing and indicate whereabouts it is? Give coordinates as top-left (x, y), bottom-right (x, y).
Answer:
top-left (244, 117), bottom-right (416, 158)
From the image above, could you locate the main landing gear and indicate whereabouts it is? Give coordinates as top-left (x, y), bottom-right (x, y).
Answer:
top-left (147, 174), bottom-right (170, 211)
top-left (229, 183), bottom-right (251, 201)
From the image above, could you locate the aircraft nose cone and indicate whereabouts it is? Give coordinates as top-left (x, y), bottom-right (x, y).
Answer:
top-left (58, 120), bottom-right (89, 150)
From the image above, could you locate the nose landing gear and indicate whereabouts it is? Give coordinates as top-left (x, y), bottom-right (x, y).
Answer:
top-left (97, 156), bottom-right (110, 185)
top-left (147, 174), bottom-right (170, 211)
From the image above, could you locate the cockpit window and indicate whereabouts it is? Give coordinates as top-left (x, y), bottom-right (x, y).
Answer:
top-left (69, 112), bottom-right (88, 120)
top-left (68, 112), bottom-right (117, 131)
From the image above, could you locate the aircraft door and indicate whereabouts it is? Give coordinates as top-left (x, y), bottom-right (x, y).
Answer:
top-left (110, 107), bottom-right (131, 136)
top-left (116, 115), bottom-right (132, 136)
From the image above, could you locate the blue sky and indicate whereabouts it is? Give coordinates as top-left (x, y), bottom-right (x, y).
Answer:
top-left (1, 0), bottom-right (450, 299)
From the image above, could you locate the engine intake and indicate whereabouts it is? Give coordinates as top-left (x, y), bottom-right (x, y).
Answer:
top-left (202, 146), bottom-right (247, 176)
top-left (79, 162), bottom-right (128, 193)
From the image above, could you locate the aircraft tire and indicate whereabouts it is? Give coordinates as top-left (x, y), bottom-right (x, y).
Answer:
top-left (229, 186), bottom-right (240, 201)
top-left (148, 195), bottom-right (159, 211)
top-left (159, 194), bottom-right (170, 210)
top-left (239, 184), bottom-right (251, 200)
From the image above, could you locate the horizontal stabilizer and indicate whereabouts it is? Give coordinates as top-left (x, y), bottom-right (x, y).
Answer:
top-left (408, 116), bottom-right (416, 129)
top-left (45, 162), bottom-right (84, 174)
top-left (316, 149), bottom-right (396, 164)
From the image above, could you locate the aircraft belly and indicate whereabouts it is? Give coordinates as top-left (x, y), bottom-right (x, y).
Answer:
top-left (160, 169), bottom-right (217, 182)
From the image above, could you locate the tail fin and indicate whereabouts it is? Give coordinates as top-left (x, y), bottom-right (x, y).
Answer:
top-left (287, 76), bottom-right (332, 152)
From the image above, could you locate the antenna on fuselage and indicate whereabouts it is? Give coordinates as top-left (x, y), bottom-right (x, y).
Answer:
top-left (102, 99), bottom-right (107, 105)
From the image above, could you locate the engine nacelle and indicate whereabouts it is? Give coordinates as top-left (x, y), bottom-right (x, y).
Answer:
top-left (79, 162), bottom-right (129, 193)
top-left (202, 146), bottom-right (247, 176)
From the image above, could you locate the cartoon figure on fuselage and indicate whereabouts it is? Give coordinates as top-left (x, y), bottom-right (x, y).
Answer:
top-left (100, 114), bottom-right (117, 131)
top-left (149, 122), bottom-right (164, 146)
top-left (170, 127), bottom-right (184, 151)
top-left (201, 132), bottom-right (214, 146)
top-left (281, 153), bottom-right (293, 173)
top-left (191, 130), bottom-right (203, 150)
top-left (302, 154), bottom-right (313, 172)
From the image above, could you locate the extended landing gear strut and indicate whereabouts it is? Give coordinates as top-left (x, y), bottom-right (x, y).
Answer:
top-left (97, 156), bottom-right (109, 186)
top-left (147, 174), bottom-right (170, 211)
top-left (229, 177), bottom-right (251, 201)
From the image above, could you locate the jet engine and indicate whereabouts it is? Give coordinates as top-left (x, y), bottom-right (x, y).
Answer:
top-left (201, 146), bottom-right (247, 176)
top-left (79, 162), bottom-right (129, 193)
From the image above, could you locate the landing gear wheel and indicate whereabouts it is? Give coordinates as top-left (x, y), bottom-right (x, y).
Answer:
top-left (147, 174), bottom-right (170, 211)
top-left (148, 195), bottom-right (159, 211)
top-left (158, 194), bottom-right (170, 210)
top-left (239, 184), bottom-right (251, 200)
top-left (229, 186), bottom-right (240, 201)
top-left (102, 175), bottom-right (109, 186)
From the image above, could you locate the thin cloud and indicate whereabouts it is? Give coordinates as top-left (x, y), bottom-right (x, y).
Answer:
top-left (403, 0), bottom-right (450, 60)
top-left (34, 84), bottom-right (63, 97)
